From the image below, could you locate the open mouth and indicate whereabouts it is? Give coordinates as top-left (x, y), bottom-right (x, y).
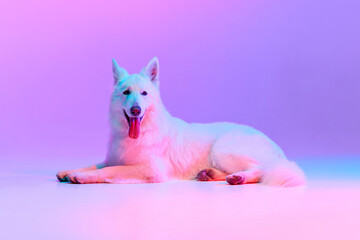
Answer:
top-left (123, 109), bottom-right (144, 139)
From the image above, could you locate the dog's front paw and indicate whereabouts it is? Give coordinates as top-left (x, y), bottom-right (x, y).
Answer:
top-left (56, 170), bottom-right (73, 182)
top-left (67, 172), bottom-right (100, 184)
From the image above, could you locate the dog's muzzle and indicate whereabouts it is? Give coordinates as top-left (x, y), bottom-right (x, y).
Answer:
top-left (123, 109), bottom-right (144, 139)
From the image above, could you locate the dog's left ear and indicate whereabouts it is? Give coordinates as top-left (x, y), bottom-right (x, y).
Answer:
top-left (142, 57), bottom-right (159, 87)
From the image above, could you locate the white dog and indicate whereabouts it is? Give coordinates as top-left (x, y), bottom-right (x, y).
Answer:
top-left (56, 57), bottom-right (305, 187)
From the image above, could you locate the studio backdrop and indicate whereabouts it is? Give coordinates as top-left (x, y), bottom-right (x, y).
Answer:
top-left (1, 0), bottom-right (359, 165)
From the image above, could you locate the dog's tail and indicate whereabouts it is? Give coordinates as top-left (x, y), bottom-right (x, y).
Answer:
top-left (261, 160), bottom-right (306, 187)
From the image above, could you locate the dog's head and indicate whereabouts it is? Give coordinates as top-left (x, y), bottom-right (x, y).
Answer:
top-left (110, 57), bottom-right (160, 139)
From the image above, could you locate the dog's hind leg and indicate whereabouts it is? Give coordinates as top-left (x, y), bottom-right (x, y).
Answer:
top-left (209, 132), bottom-right (283, 185)
top-left (225, 168), bottom-right (263, 185)
top-left (195, 168), bottom-right (227, 181)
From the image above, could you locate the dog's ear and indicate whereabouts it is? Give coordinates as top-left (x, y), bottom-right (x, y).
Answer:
top-left (142, 57), bottom-right (159, 87)
top-left (112, 59), bottom-right (128, 85)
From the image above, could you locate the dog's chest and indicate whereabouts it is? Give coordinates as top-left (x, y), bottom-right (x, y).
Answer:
top-left (117, 139), bottom-right (166, 165)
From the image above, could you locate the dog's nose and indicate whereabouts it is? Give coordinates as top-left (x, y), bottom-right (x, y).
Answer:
top-left (130, 106), bottom-right (141, 117)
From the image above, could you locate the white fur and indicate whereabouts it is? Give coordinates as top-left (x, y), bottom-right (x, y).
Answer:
top-left (57, 57), bottom-right (306, 187)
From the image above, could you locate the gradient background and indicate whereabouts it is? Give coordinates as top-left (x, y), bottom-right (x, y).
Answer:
top-left (1, 0), bottom-right (360, 166)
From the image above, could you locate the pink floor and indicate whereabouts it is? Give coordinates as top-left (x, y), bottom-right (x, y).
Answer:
top-left (1, 156), bottom-right (360, 240)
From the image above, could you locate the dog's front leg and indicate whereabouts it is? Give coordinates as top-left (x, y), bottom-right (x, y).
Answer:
top-left (56, 162), bottom-right (106, 182)
top-left (67, 163), bottom-right (166, 184)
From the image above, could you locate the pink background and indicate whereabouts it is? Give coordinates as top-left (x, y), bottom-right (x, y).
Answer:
top-left (1, 0), bottom-right (359, 162)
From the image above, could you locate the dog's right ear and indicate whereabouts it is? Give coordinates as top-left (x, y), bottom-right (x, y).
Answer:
top-left (112, 59), bottom-right (129, 85)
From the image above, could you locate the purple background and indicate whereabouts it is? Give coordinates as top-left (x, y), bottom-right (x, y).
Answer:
top-left (1, 0), bottom-right (359, 162)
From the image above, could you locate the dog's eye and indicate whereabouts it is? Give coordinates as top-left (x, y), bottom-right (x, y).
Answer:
top-left (123, 90), bottom-right (130, 95)
top-left (141, 91), bottom-right (148, 96)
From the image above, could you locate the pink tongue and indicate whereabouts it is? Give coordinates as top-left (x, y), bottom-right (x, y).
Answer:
top-left (129, 117), bottom-right (140, 139)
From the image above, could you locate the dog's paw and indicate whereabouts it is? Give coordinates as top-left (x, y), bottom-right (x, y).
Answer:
top-left (196, 169), bottom-right (216, 181)
top-left (67, 172), bottom-right (100, 184)
top-left (67, 172), bottom-right (88, 184)
top-left (226, 174), bottom-right (245, 185)
top-left (56, 170), bottom-right (72, 182)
